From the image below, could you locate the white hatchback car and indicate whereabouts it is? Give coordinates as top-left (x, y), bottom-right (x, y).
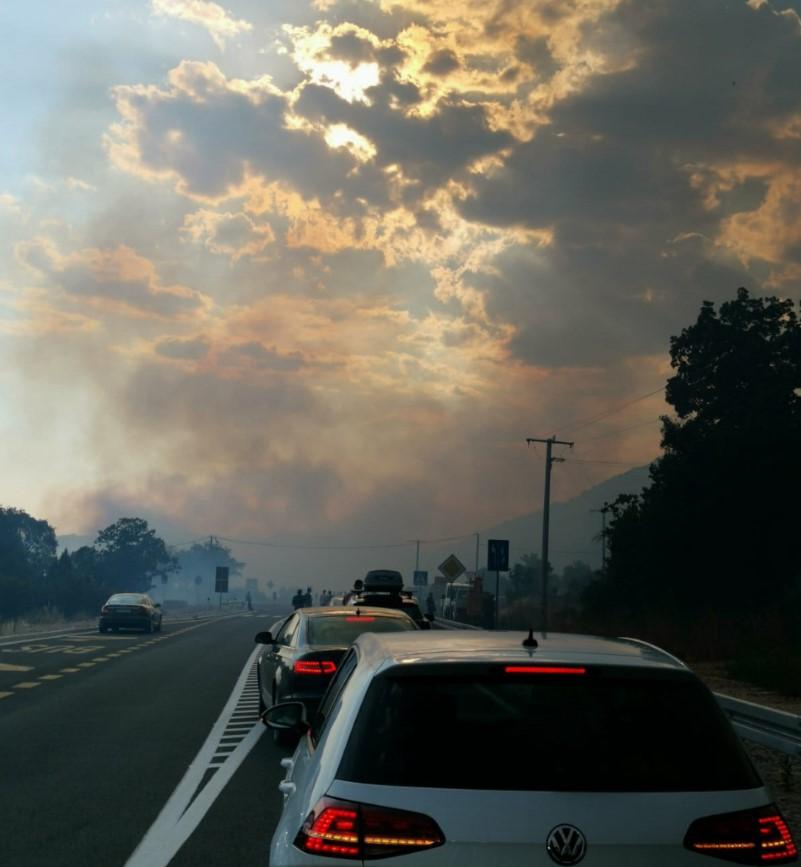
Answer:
top-left (264, 630), bottom-right (798, 865)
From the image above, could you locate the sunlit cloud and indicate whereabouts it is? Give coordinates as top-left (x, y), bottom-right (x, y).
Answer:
top-left (151, 0), bottom-right (253, 50)
top-left (181, 209), bottom-right (276, 259)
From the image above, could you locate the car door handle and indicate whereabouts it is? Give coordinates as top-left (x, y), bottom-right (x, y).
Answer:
top-left (280, 758), bottom-right (294, 770)
top-left (278, 781), bottom-right (296, 796)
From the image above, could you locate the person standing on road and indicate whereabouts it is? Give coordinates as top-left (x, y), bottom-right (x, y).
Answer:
top-left (426, 592), bottom-right (436, 618)
top-left (304, 586), bottom-right (313, 607)
top-left (292, 588), bottom-right (304, 609)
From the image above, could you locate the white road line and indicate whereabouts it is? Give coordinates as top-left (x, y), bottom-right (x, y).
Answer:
top-left (124, 646), bottom-right (265, 867)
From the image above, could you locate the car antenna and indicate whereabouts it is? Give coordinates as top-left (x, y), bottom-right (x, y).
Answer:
top-left (522, 628), bottom-right (538, 649)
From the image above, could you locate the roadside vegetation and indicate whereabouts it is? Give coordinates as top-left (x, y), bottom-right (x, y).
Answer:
top-left (0, 515), bottom-right (242, 631)
top-left (507, 289), bottom-right (801, 696)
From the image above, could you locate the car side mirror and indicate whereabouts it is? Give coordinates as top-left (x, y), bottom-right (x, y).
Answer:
top-left (254, 631), bottom-right (273, 644)
top-left (262, 701), bottom-right (309, 733)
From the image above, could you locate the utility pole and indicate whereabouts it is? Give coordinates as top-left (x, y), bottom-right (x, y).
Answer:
top-left (408, 540), bottom-right (421, 572)
top-left (526, 436), bottom-right (574, 633)
top-left (474, 533), bottom-right (479, 574)
top-left (591, 501), bottom-right (611, 573)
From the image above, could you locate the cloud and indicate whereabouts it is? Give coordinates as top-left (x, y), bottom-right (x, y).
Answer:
top-left (222, 341), bottom-right (306, 371)
top-left (181, 209), bottom-right (275, 259)
top-left (17, 239), bottom-right (209, 320)
top-left (151, 0), bottom-right (253, 49)
top-left (155, 334), bottom-right (211, 359)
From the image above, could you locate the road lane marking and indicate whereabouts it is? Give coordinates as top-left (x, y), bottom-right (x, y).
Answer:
top-left (77, 662), bottom-right (95, 668)
top-left (92, 657), bottom-right (111, 662)
top-left (60, 668), bottom-right (81, 673)
top-left (0, 662), bottom-right (33, 672)
top-left (124, 646), bottom-right (264, 867)
top-left (0, 691), bottom-right (12, 699)
top-left (13, 681), bottom-right (42, 689)
top-left (39, 674), bottom-right (62, 681)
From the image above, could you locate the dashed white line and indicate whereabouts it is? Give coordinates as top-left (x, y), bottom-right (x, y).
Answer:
top-left (124, 646), bottom-right (265, 867)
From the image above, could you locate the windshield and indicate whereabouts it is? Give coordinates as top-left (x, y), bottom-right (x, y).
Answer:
top-left (337, 668), bottom-right (760, 792)
top-left (107, 594), bottom-right (147, 605)
top-left (306, 614), bottom-right (416, 644)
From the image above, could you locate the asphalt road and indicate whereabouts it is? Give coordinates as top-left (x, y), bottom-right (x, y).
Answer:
top-left (0, 611), bottom-right (292, 867)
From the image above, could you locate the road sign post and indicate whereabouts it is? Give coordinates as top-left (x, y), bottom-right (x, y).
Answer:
top-left (487, 540), bottom-right (509, 629)
top-left (215, 566), bottom-right (229, 609)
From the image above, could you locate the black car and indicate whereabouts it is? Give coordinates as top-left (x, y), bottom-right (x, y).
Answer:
top-left (255, 606), bottom-right (418, 739)
top-left (346, 570), bottom-right (434, 628)
top-left (98, 593), bottom-right (162, 633)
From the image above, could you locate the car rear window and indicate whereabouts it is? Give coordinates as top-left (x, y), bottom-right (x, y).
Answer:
top-left (108, 594), bottom-right (145, 604)
top-left (336, 666), bottom-right (760, 792)
top-left (306, 614), bottom-right (417, 645)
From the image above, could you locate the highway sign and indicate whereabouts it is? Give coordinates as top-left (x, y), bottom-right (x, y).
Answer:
top-left (487, 539), bottom-right (509, 572)
top-left (215, 566), bottom-right (229, 594)
top-left (438, 554), bottom-right (466, 581)
top-left (413, 570), bottom-right (428, 586)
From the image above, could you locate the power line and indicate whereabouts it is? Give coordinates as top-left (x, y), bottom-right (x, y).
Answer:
top-left (556, 385), bottom-right (666, 436)
top-left (580, 417), bottom-right (662, 443)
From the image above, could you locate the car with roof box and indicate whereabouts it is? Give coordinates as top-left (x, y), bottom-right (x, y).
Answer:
top-left (255, 605), bottom-right (419, 744)
top-left (263, 629), bottom-right (797, 865)
top-left (345, 569), bottom-right (433, 629)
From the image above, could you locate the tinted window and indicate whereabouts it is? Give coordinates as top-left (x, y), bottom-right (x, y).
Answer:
top-left (276, 615), bottom-right (299, 646)
top-left (108, 594), bottom-right (146, 604)
top-left (337, 667), bottom-right (760, 792)
top-left (307, 614), bottom-right (416, 645)
top-left (310, 649), bottom-right (359, 746)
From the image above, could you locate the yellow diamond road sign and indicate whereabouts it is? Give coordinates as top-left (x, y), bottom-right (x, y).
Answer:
top-left (438, 554), bottom-right (466, 581)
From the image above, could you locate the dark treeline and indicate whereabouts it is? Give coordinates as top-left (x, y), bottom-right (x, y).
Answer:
top-left (0, 515), bottom-right (177, 624)
top-left (580, 289), bottom-right (801, 683)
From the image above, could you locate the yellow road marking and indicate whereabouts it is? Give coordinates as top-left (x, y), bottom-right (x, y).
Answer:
top-left (14, 681), bottom-right (42, 689)
top-left (60, 668), bottom-right (80, 673)
top-left (39, 674), bottom-right (62, 681)
top-left (77, 662), bottom-right (95, 668)
top-left (0, 691), bottom-right (12, 699)
top-left (0, 662), bottom-right (33, 672)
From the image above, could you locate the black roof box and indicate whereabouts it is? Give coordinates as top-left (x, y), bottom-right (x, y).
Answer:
top-left (363, 569), bottom-right (403, 592)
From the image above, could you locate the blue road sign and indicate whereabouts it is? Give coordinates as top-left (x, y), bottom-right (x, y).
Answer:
top-left (487, 539), bottom-right (509, 572)
top-left (413, 570), bottom-right (428, 586)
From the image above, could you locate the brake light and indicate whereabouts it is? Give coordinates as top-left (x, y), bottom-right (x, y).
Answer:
top-left (295, 796), bottom-right (444, 860)
top-left (684, 805), bottom-right (797, 863)
top-left (504, 665), bottom-right (586, 675)
top-left (345, 616), bottom-right (375, 622)
top-left (294, 659), bottom-right (337, 675)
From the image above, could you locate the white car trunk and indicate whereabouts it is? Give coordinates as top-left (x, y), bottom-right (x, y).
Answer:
top-left (328, 780), bottom-right (772, 866)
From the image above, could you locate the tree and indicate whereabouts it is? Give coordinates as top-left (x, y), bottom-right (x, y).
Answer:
top-left (0, 507), bottom-right (57, 584)
top-left (175, 538), bottom-right (244, 595)
top-left (506, 553), bottom-right (544, 602)
top-left (94, 518), bottom-right (177, 593)
top-left (593, 289), bottom-right (801, 622)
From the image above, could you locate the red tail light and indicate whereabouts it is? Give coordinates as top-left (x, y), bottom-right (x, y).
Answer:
top-left (295, 796), bottom-right (444, 860)
top-left (345, 616), bottom-right (375, 622)
top-left (294, 659), bottom-right (338, 675)
top-left (504, 665), bottom-right (586, 675)
top-left (684, 805), bottom-right (797, 863)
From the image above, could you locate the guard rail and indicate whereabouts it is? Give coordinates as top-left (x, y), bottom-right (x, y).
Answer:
top-left (433, 616), bottom-right (801, 758)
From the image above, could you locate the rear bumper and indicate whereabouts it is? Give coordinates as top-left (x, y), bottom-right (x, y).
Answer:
top-left (99, 616), bottom-right (153, 629)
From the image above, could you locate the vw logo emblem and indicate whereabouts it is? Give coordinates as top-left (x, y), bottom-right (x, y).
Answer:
top-left (546, 824), bottom-right (587, 865)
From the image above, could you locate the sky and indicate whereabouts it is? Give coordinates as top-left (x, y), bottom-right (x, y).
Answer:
top-left (2, 0), bottom-right (800, 585)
